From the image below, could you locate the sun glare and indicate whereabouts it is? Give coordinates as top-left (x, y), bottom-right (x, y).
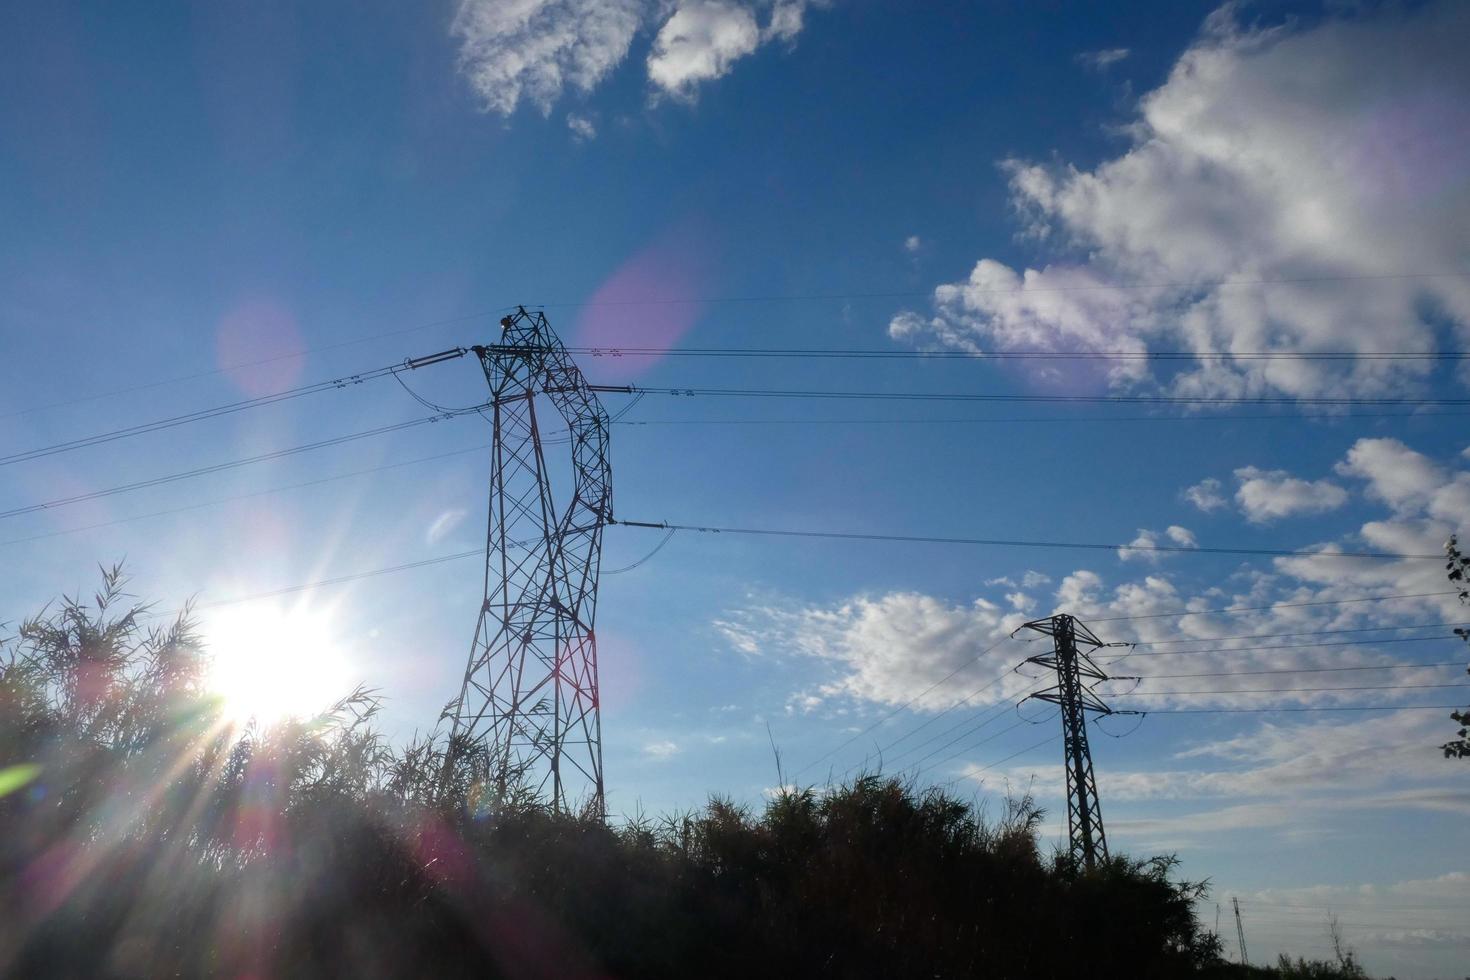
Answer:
top-left (204, 604), bottom-right (353, 727)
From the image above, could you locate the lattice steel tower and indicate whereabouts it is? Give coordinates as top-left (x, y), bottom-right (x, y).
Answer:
top-left (448, 308), bottom-right (611, 815)
top-left (1016, 614), bottom-right (1117, 871)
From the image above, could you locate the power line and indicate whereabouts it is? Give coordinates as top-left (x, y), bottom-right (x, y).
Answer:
top-left (615, 518), bottom-right (1445, 561)
top-left (570, 345), bottom-right (1470, 362)
top-left (1115, 681), bottom-right (1470, 696)
top-left (620, 410), bottom-right (1470, 426)
top-left (531, 270), bottom-right (1470, 309)
top-left (928, 731), bottom-right (1059, 784)
top-left (1136, 661), bottom-right (1466, 679)
top-left (888, 691), bottom-right (1045, 772)
top-left (1087, 591), bottom-right (1459, 623)
top-left (883, 704), bottom-right (1013, 770)
top-left (0, 443), bottom-right (489, 550)
top-left (1122, 634), bottom-right (1463, 658)
top-left (791, 637), bottom-right (1014, 778)
top-left (595, 383), bottom-right (1470, 408)
top-left (0, 360), bottom-right (424, 467)
top-left (0, 409), bottom-right (479, 521)
top-left (15, 272), bottom-right (1469, 421)
top-left (186, 528), bottom-right (666, 614)
top-left (863, 671), bottom-right (1026, 767)
top-left (2, 310), bottom-right (507, 423)
top-left (192, 549), bottom-right (485, 610)
top-left (1230, 900), bottom-right (1470, 914)
top-left (1135, 621), bottom-right (1470, 643)
top-left (912, 716), bottom-right (1033, 776)
top-left (1140, 703), bottom-right (1463, 714)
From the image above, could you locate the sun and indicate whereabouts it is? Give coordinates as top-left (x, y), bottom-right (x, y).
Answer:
top-left (203, 604), bottom-right (354, 728)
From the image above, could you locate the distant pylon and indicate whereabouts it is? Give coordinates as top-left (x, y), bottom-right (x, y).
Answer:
top-left (1233, 896), bottom-right (1250, 965)
top-left (447, 307), bottom-right (612, 816)
top-left (1015, 613), bottom-right (1121, 871)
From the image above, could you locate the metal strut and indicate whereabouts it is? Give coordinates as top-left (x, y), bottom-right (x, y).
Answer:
top-left (448, 307), bottom-right (612, 816)
top-left (1015, 613), bottom-right (1118, 871)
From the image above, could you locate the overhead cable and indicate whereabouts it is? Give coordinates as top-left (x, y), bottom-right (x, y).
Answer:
top-left (614, 518), bottom-right (1445, 561)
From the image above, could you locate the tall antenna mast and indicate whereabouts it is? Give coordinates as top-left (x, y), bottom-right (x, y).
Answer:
top-left (1233, 896), bottom-right (1250, 965)
top-left (448, 308), bottom-right (612, 815)
top-left (1015, 613), bottom-right (1120, 871)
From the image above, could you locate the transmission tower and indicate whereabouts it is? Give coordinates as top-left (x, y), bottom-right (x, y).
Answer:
top-left (1233, 897), bottom-right (1250, 965)
top-left (1016, 613), bottom-right (1120, 871)
top-left (448, 307), bottom-right (612, 815)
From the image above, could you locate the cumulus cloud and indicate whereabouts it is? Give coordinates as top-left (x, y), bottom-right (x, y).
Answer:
top-left (717, 592), bottom-right (1028, 711)
top-left (904, 234), bottom-right (922, 253)
top-left (452, 0), bottom-right (645, 114)
top-left (647, 0), bottom-right (814, 101)
top-left (765, 0), bottom-right (806, 43)
top-left (1233, 466), bottom-right (1349, 523)
top-left (888, 2), bottom-right (1470, 401)
top-left (723, 437), bottom-right (1470, 721)
top-left (452, 0), bottom-right (816, 113)
top-left (1118, 525), bottom-right (1197, 562)
top-left (566, 112), bottom-right (597, 141)
top-left (978, 714), bottom-right (1470, 863)
top-left (647, 1), bottom-right (760, 100)
top-left (1183, 477), bottom-right (1228, 513)
top-left (1336, 437), bottom-right (1449, 513)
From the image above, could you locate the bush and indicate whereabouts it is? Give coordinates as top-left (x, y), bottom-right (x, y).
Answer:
top-left (1, 568), bottom-right (1241, 978)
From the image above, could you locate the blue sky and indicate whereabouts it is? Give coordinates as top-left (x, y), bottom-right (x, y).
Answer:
top-left (3, 1), bottom-right (1469, 974)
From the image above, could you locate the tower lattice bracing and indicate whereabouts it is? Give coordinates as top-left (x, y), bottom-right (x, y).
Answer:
top-left (449, 308), bottom-right (611, 815)
top-left (1017, 613), bottom-right (1115, 870)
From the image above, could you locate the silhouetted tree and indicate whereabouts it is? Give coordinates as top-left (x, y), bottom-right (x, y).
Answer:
top-left (1444, 535), bottom-right (1470, 759)
top-left (0, 566), bottom-right (1252, 978)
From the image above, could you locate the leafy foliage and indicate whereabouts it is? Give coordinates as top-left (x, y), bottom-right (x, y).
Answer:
top-left (1444, 535), bottom-right (1470, 759)
top-left (0, 568), bottom-right (1358, 978)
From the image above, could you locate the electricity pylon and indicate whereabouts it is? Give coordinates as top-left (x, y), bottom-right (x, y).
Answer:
top-left (1015, 613), bottom-right (1120, 871)
top-left (1233, 897), bottom-right (1250, 965)
top-left (447, 307), bottom-right (612, 815)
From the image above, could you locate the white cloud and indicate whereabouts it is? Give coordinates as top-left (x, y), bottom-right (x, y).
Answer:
top-left (724, 437), bottom-right (1470, 719)
top-left (566, 112), bottom-right (597, 141)
top-left (647, 1), bottom-right (760, 100)
top-left (985, 570), bottom-right (1048, 589)
top-left (888, 2), bottom-right (1470, 401)
top-left (1388, 870), bottom-right (1470, 900)
top-left (1336, 437), bottom-right (1447, 513)
top-left (1165, 525), bottom-right (1197, 547)
top-left (643, 739), bottom-right (680, 759)
top-left (1118, 526), bottom-right (1197, 562)
top-left (1234, 466), bottom-right (1349, 524)
top-left (1076, 47), bottom-right (1130, 70)
top-left (452, 0), bottom-right (817, 113)
top-left (765, 0), bottom-right (806, 43)
top-left (452, 0), bottom-right (646, 115)
top-left (1183, 477), bottom-right (1227, 513)
top-left (1218, 870), bottom-right (1470, 975)
top-left (718, 592), bottom-right (1028, 711)
top-left (904, 234), bottom-right (922, 253)
top-left (1004, 591), bottom-right (1035, 613)
top-left (647, 0), bottom-right (813, 102)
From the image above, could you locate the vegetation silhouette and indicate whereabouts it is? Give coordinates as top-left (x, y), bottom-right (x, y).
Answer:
top-left (0, 567), bottom-right (1376, 977)
top-left (1444, 534), bottom-right (1470, 758)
